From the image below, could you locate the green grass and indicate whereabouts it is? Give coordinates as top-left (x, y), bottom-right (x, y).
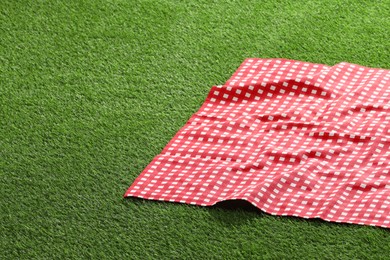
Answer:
top-left (1, 0), bottom-right (389, 258)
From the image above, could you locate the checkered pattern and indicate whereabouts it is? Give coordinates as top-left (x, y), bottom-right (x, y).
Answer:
top-left (125, 59), bottom-right (390, 228)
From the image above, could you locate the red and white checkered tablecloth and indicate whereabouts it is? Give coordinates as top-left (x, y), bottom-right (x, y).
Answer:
top-left (125, 59), bottom-right (390, 228)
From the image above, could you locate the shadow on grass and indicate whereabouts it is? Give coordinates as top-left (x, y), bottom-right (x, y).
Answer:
top-left (206, 199), bottom-right (266, 227)
top-left (123, 197), bottom-right (389, 231)
top-left (212, 199), bottom-right (261, 213)
top-left (123, 197), bottom-right (262, 226)
top-left (211, 200), bottom-right (390, 232)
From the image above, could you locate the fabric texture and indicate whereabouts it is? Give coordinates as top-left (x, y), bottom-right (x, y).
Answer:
top-left (125, 59), bottom-right (390, 228)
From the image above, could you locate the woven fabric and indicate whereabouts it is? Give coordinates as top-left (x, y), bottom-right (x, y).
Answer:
top-left (125, 59), bottom-right (390, 228)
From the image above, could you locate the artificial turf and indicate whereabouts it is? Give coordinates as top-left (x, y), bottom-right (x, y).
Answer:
top-left (1, 0), bottom-right (389, 258)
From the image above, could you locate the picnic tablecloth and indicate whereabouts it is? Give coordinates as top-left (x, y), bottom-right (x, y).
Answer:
top-left (125, 59), bottom-right (390, 228)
